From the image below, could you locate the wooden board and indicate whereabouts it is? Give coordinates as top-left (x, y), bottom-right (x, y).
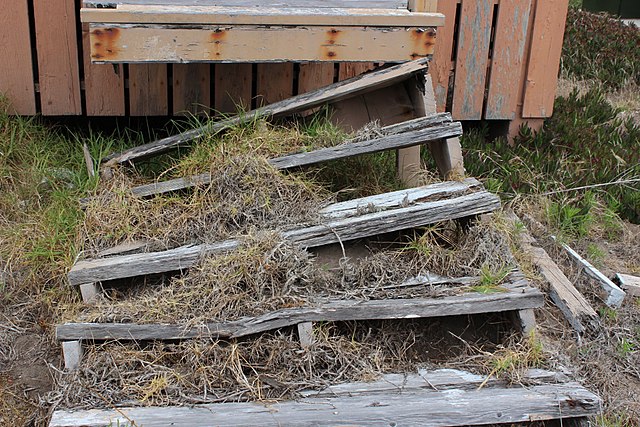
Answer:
top-left (102, 58), bottom-right (430, 165)
top-left (298, 63), bottom-right (335, 94)
top-left (82, 24), bottom-right (126, 116)
top-left (430, 0), bottom-right (457, 113)
top-left (87, 25), bottom-right (437, 63)
top-left (339, 62), bottom-right (376, 80)
top-left (57, 278), bottom-right (541, 341)
top-left (172, 64), bottom-right (211, 115)
top-left (33, 0), bottom-right (82, 115)
top-left (50, 380), bottom-right (598, 427)
top-left (451, 0), bottom-right (494, 120)
top-left (128, 64), bottom-right (168, 116)
top-left (522, 0), bottom-right (569, 118)
top-left (616, 273), bottom-right (640, 297)
top-left (84, 0), bottom-right (410, 9)
top-left (485, 0), bottom-right (532, 120)
top-left (214, 63), bottom-right (252, 114)
top-left (0, 0), bottom-right (36, 115)
top-left (82, 6), bottom-right (445, 27)
top-left (68, 181), bottom-right (498, 285)
top-left (257, 63), bottom-right (294, 105)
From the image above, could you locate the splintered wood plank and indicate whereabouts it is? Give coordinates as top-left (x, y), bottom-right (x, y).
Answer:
top-left (57, 280), bottom-right (541, 340)
top-left (214, 63), bottom-right (252, 114)
top-left (85, 0), bottom-right (410, 8)
top-left (68, 182), bottom-right (498, 285)
top-left (451, 0), bottom-right (494, 120)
top-left (33, 0), bottom-right (82, 115)
top-left (430, 0), bottom-right (456, 113)
top-left (256, 63), bottom-right (294, 106)
top-left (485, 0), bottom-right (532, 120)
top-left (128, 64), bottom-right (168, 116)
top-left (49, 381), bottom-right (598, 426)
top-left (522, 0), bottom-right (569, 118)
top-left (82, 24), bottom-right (125, 116)
top-left (82, 6), bottom-right (445, 27)
top-left (0, 0), bottom-right (36, 115)
top-left (102, 58), bottom-right (430, 165)
top-left (298, 63), bottom-right (335, 94)
top-left (88, 25), bottom-right (437, 63)
top-left (172, 64), bottom-right (211, 115)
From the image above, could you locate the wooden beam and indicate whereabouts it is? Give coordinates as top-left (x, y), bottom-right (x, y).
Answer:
top-left (69, 181), bottom-right (499, 285)
top-left (83, 0), bottom-right (410, 9)
top-left (50, 379), bottom-right (598, 427)
top-left (297, 322), bottom-right (314, 348)
top-left (57, 281), bottom-right (542, 341)
top-left (102, 58), bottom-right (430, 166)
top-left (62, 341), bottom-right (83, 371)
top-left (82, 6), bottom-right (446, 27)
top-left (615, 273), bottom-right (640, 298)
top-left (87, 24), bottom-right (437, 63)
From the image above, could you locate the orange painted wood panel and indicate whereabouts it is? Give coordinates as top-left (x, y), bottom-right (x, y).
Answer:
top-left (485, 0), bottom-right (532, 120)
top-left (522, 0), bottom-right (569, 118)
top-left (128, 64), bottom-right (168, 116)
top-left (298, 63), bottom-right (335, 94)
top-left (33, 0), bottom-right (82, 115)
top-left (0, 0), bottom-right (36, 115)
top-left (173, 64), bottom-right (211, 115)
top-left (214, 63), bottom-right (252, 114)
top-left (451, 0), bottom-right (494, 120)
top-left (256, 63), bottom-right (293, 105)
top-left (83, 24), bottom-right (125, 116)
top-left (430, 0), bottom-right (457, 113)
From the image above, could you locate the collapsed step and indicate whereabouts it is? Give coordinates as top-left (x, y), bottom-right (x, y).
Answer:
top-left (49, 368), bottom-right (600, 427)
top-left (69, 179), bottom-right (500, 286)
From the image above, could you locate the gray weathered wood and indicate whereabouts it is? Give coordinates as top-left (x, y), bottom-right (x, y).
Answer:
top-left (56, 280), bottom-right (542, 341)
top-left (82, 144), bottom-right (95, 178)
top-left (79, 283), bottom-right (100, 303)
top-left (516, 309), bottom-right (536, 335)
top-left (102, 58), bottom-right (430, 166)
top-left (49, 381), bottom-right (599, 427)
top-left (553, 237), bottom-right (626, 308)
top-left (62, 341), bottom-right (83, 370)
top-left (508, 213), bottom-right (599, 335)
top-left (69, 187), bottom-right (500, 285)
top-left (616, 273), bottom-right (640, 297)
top-left (118, 114), bottom-right (459, 199)
top-left (297, 322), bottom-right (314, 348)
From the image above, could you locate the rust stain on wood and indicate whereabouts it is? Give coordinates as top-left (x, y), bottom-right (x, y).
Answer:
top-left (91, 27), bottom-right (121, 61)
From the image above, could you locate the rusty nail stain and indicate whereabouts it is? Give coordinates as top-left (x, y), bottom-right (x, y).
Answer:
top-left (327, 52), bottom-right (336, 57)
top-left (329, 28), bottom-right (339, 34)
top-left (94, 29), bottom-right (102, 36)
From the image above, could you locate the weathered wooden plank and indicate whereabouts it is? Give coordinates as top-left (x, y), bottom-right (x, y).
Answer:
top-left (485, 0), bottom-right (532, 120)
top-left (33, 0), bottom-right (82, 115)
top-left (214, 63), bottom-right (252, 114)
top-left (451, 0), bottom-right (494, 120)
top-left (172, 64), bottom-right (211, 115)
top-left (256, 63), bottom-right (294, 105)
top-left (82, 6), bottom-right (445, 27)
top-left (0, 0), bottom-right (36, 115)
top-left (339, 62), bottom-right (376, 81)
top-left (521, 0), bottom-right (569, 118)
top-left (62, 341), bottom-right (83, 371)
top-left (88, 24), bottom-right (436, 63)
top-left (615, 273), bottom-right (640, 298)
top-left (84, 0), bottom-right (410, 9)
top-left (82, 24), bottom-right (126, 116)
top-left (128, 64), bottom-right (168, 116)
top-left (102, 58), bottom-right (430, 165)
top-left (554, 237), bottom-right (626, 308)
top-left (49, 382), bottom-right (598, 427)
top-left (103, 120), bottom-right (461, 200)
top-left (508, 213), bottom-right (599, 335)
top-left (430, 0), bottom-right (457, 112)
top-left (298, 63), bottom-right (335, 94)
top-left (56, 282), bottom-right (542, 341)
top-left (69, 184), bottom-right (499, 285)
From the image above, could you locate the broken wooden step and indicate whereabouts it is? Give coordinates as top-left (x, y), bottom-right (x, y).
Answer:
top-left (101, 58), bottom-right (431, 167)
top-left (114, 112), bottom-right (461, 199)
top-left (69, 179), bottom-right (499, 286)
top-left (49, 367), bottom-right (599, 427)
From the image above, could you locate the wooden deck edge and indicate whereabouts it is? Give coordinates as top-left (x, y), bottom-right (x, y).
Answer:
top-left (56, 282), bottom-right (543, 341)
top-left (49, 373), bottom-right (599, 427)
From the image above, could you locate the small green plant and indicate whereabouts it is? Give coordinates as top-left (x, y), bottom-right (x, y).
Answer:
top-left (586, 243), bottom-right (606, 266)
top-left (470, 264), bottom-right (511, 294)
top-left (480, 331), bottom-right (547, 386)
top-left (599, 306), bottom-right (619, 323)
top-left (617, 337), bottom-right (636, 357)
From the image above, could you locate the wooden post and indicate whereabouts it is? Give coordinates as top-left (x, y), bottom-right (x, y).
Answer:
top-left (515, 309), bottom-right (536, 335)
top-left (79, 283), bottom-right (100, 303)
top-left (297, 322), bottom-right (314, 348)
top-left (62, 341), bottom-right (83, 370)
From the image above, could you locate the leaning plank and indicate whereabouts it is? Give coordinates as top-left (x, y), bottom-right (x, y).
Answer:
top-left (126, 114), bottom-right (460, 198)
top-left (102, 58), bottom-right (430, 166)
top-left (82, 6), bottom-right (445, 27)
top-left (507, 213), bottom-right (599, 335)
top-left (68, 185), bottom-right (500, 285)
top-left (49, 382), bottom-right (598, 427)
top-left (553, 237), bottom-right (626, 308)
top-left (56, 282), bottom-right (542, 341)
top-left (615, 273), bottom-right (640, 297)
